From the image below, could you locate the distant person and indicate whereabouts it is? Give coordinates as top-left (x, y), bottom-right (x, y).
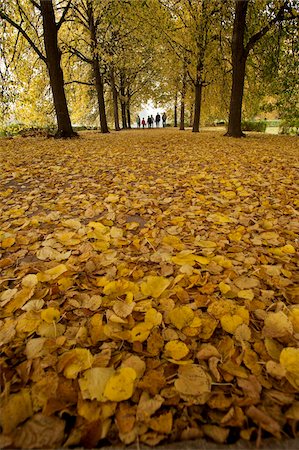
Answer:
top-left (155, 113), bottom-right (161, 127)
top-left (151, 115), bottom-right (155, 128)
top-left (147, 116), bottom-right (152, 128)
top-left (136, 115), bottom-right (141, 128)
top-left (162, 112), bottom-right (167, 127)
top-left (142, 118), bottom-right (146, 128)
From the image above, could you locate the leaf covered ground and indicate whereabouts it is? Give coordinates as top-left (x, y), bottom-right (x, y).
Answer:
top-left (0, 129), bottom-right (299, 448)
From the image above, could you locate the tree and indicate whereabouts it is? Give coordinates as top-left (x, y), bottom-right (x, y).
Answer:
top-left (65, 0), bottom-right (109, 133)
top-left (226, 0), bottom-right (298, 137)
top-left (0, 0), bottom-right (77, 138)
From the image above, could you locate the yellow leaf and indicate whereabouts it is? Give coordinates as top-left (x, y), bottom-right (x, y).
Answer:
top-left (280, 347), bottom-right (299, 389)
top-left (194, 255), bottom-right (210, 265)
top-left (164, 340), bottom-right (189, 360)
top-left (1, 236), bottom-right (15, 248)
top-left (131, 322), bottom-right (152, 342)
top-left (36, 247), bottom-right (71, 261)
top-left (105, 194), bottom-right (119, 203)
top-left (281, 244), bottom-right (296, 254)
top-left (110, 226), bottom-right (123, 239)
top-left (21, 274), bottom-right (38, 288)
top-left (104, 367), bottom-right (136, 401)
top-left (220, 190), bottom-right (236, 199)
top-left (289, 307), bottom-right (299, 333)
top-left (237, 289), bottom-right (254, 300)
top-left (194, 240), bottom-right (217, 248)
top-left (169, 306), bottom-right (194, 330)
top-left (162, 235), bottom-right (184, 250)
top-left (37, 264), bottom-right (68, 282)
top-left (4, 287), bottom-right (35, 314)
top-left (208, 299), bottom-right (235, 319)
top-left (207, 213), bottom-right (233, 224)
top-left (221, 314), bottom-right (243, 334)
top-left (0, 389), bottom-right (32, 434)
top-left (145, 308), bottom-right (162, 327)
top-left (172, 251), bottom-right (196, 266)
top-left (228, 231), bottom-right (242, 242)
top-left (59, 348), bottom-right (93, 379)
top-left (79, 367), bottom-right (115, 401)
top-left (219, 282), bottom-right (231, 294)
top-left (41, 307), bottom-right (60, 323)
top-left (141, 276), bottom-right (170, 298)
top-left (263, 311), bottom-right (293, 338)
top-left (62, 218), bottom-right (81, 229)
top-left (213, 255), bottom-right (233, 268)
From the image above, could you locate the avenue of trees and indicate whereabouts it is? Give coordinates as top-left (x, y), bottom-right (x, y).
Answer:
top-left (0, 0), bottom-right (298, 138)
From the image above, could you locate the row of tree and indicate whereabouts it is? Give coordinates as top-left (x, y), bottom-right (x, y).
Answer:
top-left (0, 0), bottom-right (298, 138)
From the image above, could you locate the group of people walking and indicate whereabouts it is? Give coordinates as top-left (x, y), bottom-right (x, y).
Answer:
top-left (136, 112), bottom-right (167, 129)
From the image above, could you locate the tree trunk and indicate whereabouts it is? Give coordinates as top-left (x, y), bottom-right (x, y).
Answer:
top-left (189, 102), bottom-right (194, 127)
top-left (120, 71), bottom-right (127, 129)
top-left (40, 0), bottom-right (76, 138)
top-left (127, 103), bottom-right (131, 129)
top-left (179, 99), bottom-right (185, 131)
top-left (174, 92), bottom-right (178, 127)
top-left (225, 0), bottom-right (248, 137)
top-left (192, 81), bottom-right (202, 132)
top-left (180, 60), bottom-right (187, 131)
top-left (120, 100), bottom-right (127, 129)
top-left (93, 60), bottom-right (109, 133)
top-left (87, 1), bottom-right (109, 134)
top-left (109, 65), bottom-right (120, 131)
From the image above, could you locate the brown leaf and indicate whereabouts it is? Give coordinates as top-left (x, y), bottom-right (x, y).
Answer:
top-left (13, 413), bottom-right (65, 448)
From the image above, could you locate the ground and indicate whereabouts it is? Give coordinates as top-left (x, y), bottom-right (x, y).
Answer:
top-left (0, 129), bottom-right (298, 449)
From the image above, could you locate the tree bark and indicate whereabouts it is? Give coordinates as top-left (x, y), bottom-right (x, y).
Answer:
top-left (40, 0), bottom-right (76, 138)
top-left (180, 59), bottom-right (187, 130)
top-left (225, 0), bottom-right (248, 137)
top-left (189, 102), bottom-right (194, 127)
top-left (192, 81), bottom-right (202, 132)
top-left (126, 102), bottom-right (131, 129)
top-left (174, 92), bottom-right (178, 127)
top-left (87, 1), bottom-right (109, 134)
top-left (120, 71), bottom-right (127, 129)
top-left (109, 65), bottom-right (120, 131)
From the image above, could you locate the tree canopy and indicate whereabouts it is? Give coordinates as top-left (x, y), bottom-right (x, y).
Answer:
top-left (0, 0), bottom-right (298, 136)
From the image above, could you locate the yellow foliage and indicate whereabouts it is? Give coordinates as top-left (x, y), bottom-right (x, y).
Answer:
top-left (221, 314), bottom-right (243, 334)
top-left (41, 307), bottom-right (60, 323)
top-left (168, 306), bottom-right (194, 330)
top-left (104, 367), bottom-right (137, 401)
top-left (164, 340), bottom-right (189, 360)
top-left (140, 276), bottom-right (170, 298)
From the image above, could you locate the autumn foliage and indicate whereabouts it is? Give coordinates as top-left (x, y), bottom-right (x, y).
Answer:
top-left (0, 129), bottom-right (298, 448)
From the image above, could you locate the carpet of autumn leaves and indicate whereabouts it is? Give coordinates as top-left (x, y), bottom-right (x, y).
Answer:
top-left (0, 129), bottom-right (299, 449)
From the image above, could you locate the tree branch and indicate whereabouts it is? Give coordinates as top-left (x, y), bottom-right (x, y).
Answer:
top-left (0, 9), bottom-right (46, 63)
top-left (28, 0), bottom-right (41, 10)
top-left (57, 0), bottom-right (73, 31)
top-left (65, 80), bottom-right (93, 86)
top-left (245, 2), bottom-right (297, 55)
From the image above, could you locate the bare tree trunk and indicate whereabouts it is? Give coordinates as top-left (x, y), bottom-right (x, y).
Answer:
top-left (120, 71), bottom-right (127, 129)
top-left (40, 0), bottom-right (76, 138)
top-left (87, 1), bottom-right (109, 133)
top-left (127, 103), bottom-right (131, 129)
top-left (110, 65), bottom-right (120, 131)
top-left (225, 0), bottom-right (248, 137)
top-left (174, 92), bottom-right (178, 127)
top-left (93, 60), bottom-right (109, 133)
top-left (192, 81), bottom-right (202, 132)
top-left (189, 102), bottom-right (194, 127)
top-left (179, 63), bottom-right (187, 131)
top-left (120, 102), bottom-right (127, 128)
